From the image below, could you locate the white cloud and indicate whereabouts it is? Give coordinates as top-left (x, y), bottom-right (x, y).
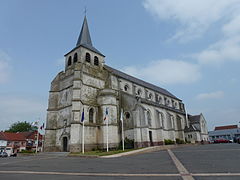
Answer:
top-left (143, 0), bottom-right (239, 42)
top-left (143, 0), bottom-right (240, 65)
top-left (0, 50), bottom-right (11, 83)
top-left (196, 91), bottom-right (224, 100)
top-left (0, 95), bottom-right (46, 131)
top-left (123, 59), bottom-right (201, 85)
top-left (196, 34), bottom-right (240, 65)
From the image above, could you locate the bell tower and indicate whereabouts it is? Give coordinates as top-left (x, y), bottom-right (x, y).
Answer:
top-left (64, 16), bottom-right (105, 70)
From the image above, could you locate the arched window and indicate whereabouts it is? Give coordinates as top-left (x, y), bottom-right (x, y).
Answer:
top-left (158, 112), bottom-right (164, 128)
top-left (94, 56), bottom-right (99, 66)
top-left (73, 53), bottom-right (78, 63)
top-left (68, 56), bottom-right (72, 66)
top-left (148, 93), bottom-right (152, 100)
top-left (125, 112), bottom-right (130, 119)
top-left (147, 110), bottom-right (151, 127)
top-left (158, 96), bottom-right (163, 104)
top-left (89, 108), bottom-right (94, 123)
top-left (85, 53), bottom-right (91, 63)
top-left (124, 84), bottom-right (129, 91)
top-left (137, 89), bottom-right (142, 96)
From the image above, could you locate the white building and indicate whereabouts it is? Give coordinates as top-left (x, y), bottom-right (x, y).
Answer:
top-left (185, 114), bottom-right (209, 143)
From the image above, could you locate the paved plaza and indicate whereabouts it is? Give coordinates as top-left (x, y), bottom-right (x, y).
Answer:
top-left (0, 143), bottom-right (240, 180)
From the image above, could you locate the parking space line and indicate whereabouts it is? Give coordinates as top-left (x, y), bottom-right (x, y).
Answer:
top-left (0, 170), bottom-right (181, 177)
top-left (167, 149), bottom-right (195, 180)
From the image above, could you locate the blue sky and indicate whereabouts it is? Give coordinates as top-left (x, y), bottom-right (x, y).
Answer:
top-left (0, 0), bottom-right (239, 131)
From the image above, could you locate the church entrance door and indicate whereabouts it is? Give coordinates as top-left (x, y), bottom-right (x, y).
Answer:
top-left (63, 137), bottom-right (68, 152)
top-left (149, 131), bottom-right (153, 146)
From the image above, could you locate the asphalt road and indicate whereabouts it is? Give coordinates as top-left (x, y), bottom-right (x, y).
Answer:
top-left (0, 143), bottom-right (239, 180)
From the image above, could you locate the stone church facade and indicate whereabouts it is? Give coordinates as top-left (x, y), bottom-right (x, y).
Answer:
top-left (44, 17), bottom-right (206, 152)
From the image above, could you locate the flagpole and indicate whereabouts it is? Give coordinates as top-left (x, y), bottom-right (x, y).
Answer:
top-left (35, 118), bottom-right (40, 154)
top-left (184, 104), bottom-right (189, 128)
top-left (36, 129), bottom-right (39, 153)
top-left (106, 115), bottom-right (109, 152)
top-left (81, 108), bottom-right (85, 154)
top-left (121, 109), bottom-right (124, 151)
top-left (82, 120), bottom-right (84, 154)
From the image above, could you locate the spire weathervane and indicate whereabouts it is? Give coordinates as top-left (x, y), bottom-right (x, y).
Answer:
top-left (84, 6), bottom-right (87, 16)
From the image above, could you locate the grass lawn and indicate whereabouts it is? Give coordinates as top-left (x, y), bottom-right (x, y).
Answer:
top-left (69, 148), bottom-right (137, 157)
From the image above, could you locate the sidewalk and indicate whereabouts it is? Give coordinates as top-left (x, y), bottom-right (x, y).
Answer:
top-left (101, 144), bottom-right (197, 158)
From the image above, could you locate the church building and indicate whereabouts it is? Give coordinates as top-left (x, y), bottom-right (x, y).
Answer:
top-left (44, 16), bottom-right (208, 152)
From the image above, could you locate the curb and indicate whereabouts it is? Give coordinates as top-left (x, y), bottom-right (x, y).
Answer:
top-left (101, 144), bottom-right (197, 158)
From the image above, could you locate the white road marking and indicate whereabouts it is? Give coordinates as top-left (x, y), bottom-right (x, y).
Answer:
top-left (167, 149), bottom-right (195, 180)
top-left (0, 171), bottom-right (180, 177)
top-left (193, 173), bottom-right (240, 176)
top-left (1, 170), bottom-right (239, 177)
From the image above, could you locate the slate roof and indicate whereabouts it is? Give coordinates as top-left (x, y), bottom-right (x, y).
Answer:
top-left (189, 114), bottom-right (201, 124)
top-left (184, 124), bottom-right (200, 132)
top-left (104, 65), bottom-right (180, 100)
top-left (76, 16), bottom-right (92, 47)
top-left (67, 16), bottom-right (104, 57)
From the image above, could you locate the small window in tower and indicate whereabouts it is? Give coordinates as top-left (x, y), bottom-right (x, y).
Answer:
top-left (68, 56), bottom-right (72, 66)
top-left (125, 112), bottom-right (130, 119)
top-left (89, 108), bottom-right (94, 123)
top-left (73, 53), bottom-right (78, 63)
top-left (85, 53), bottom-right (91, 63)
top-left (94, 56), bottom-right (99, 66)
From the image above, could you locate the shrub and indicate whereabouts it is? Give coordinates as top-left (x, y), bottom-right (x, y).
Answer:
top-left (176, 138), bottom-right (185, 144)
top-left (19, 150), bottom-right (35, 153)
top-left (119, 137), bottom-right (135, 149)
top-left (164, 139), bottom-right (175, 145)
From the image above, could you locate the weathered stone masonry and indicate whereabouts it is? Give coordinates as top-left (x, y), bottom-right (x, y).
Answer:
top-left (44, 16), bottom-right (208, 152)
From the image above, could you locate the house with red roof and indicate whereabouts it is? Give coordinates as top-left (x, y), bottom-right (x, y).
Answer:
top-left (0, 131), bottom-right (43, 156)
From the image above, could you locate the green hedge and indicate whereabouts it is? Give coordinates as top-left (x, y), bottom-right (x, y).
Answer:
top-left (164, 139), bottom-right (175, 145)
top-left (19, 150), bottom-right (35, 153)
top-left (176, 138), bottom-right (185, 144)
top-left (119, 138), bottom-right (135, 149)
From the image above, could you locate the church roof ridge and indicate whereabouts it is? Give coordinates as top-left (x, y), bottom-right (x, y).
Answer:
top-left (104, 65), bottom-right (181, 100)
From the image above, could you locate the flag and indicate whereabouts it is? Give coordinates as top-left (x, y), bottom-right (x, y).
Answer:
top-left (120, 109), bottom-right (123, 122)
top-left (104, 108), bottom-right (108, 121)
top-left (40, 123), bottom-right (45, 130)
top-left (81, 108), bottom-right (84, 122)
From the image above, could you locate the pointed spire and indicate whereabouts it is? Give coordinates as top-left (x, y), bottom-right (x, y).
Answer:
top-left (76, 16), bottom-right (92, 47)
top-left (67, 16), bottom-right (104, 57)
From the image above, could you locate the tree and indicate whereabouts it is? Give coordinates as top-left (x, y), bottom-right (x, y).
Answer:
top-left (6, 121), bottom-right (36, 132)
